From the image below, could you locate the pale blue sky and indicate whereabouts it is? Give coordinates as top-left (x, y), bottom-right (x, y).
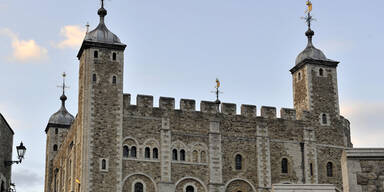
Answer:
top-left (0, 0), bottom-right (383, 191)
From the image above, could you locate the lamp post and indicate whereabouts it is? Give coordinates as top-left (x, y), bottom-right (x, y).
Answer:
top-left (4, 142), bottom-right (26, 166)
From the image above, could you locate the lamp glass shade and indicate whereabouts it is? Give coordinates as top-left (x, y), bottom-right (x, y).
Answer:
top-left (16, 142), bottom-right (26, 159)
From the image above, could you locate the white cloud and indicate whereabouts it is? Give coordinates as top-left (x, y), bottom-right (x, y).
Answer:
top-left (0, 28), bottom-right (48, 62)
top-left (56, 25), bottom-right (85, 49)
top-left (340, 101), bottom-right (384, 147)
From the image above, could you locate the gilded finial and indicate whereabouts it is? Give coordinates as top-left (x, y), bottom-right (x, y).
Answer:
top-left (304, 0), bottom-right (314, 29)
top-left (57, 72), bottom-right (69, 106)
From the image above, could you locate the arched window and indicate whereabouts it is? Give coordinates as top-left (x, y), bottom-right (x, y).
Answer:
top-left (235, 154), bottom-right (242, 170)
top-left (172, 149), bottom-right (178, 161)
top-left (186, 185), bottom-right (194, 192)
top-left (123, 146), bottom-right (129, 158)
top-left (134, 182), bottom-right (144, 192)
top-left (322, 114), bottom-right (328, 125)
top-left (192, 150), bottom-right (198, 162)
top-left (112, 52), bottom-right (117, 61)
top-left (282, 158), bottom-right (288, 173)
top-left (55, 128), bottom-right (58, 134)
top-left (94, 50), bottom-right (98, 58)
top-left (101, 159), bottom-right (107, 170)
top-left (327, 162), bottom-right (333, 177)
top-left (201, 151), bottom-right (206, 163)
top-left (112, 76), bottom-right (117, 84)
top-left (92, 74), bottom-right (97, 82)
top-left (153, 148), bottom-right (159, 159)
top-left (145, 147), bottom-right (151, 159)
top-left (298, 72), bottom-right (302, 81)
top-left (131, 146), bottom-right (137, 158)
top-left (180, 149), bottom-right (186, 161)
top-left (319, 68), bottom-right (324, 76)
top-left (53, 144), bottom-right (58, 151)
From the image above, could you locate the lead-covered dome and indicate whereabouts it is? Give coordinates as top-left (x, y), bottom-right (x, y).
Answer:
top-left (46, 93), bottom-right (74, 132)
top-left (295, 29), bottom-right (331, 65)
top-left (84, 5), bottom-right (121, 44)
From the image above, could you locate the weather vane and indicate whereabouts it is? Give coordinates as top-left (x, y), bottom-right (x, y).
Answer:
top-left (211, 78), bottom-right (223, 112)
top-left (57, 72), bottom-right (69, 94)
top-left (302, 0), bottom-right (315, 29)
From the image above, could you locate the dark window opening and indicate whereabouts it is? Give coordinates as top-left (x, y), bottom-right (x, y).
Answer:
top-left (94, 51), bottom-right (98, 58)
top-left (282, 158), bottom-right (288, 173)
top-left (235, 154), bottom-right (242, 170)
top-left (53, 144), bottom-right (58, 151)
top-left (298, 72), bottom-right (302, 80)
top-left (145, 147), bottom-right (150, 159)
top-left (319, 68), bottom-right (324, 76)
top-left (172, 149), bottom-right (178, 161)
top-left (131, 146), bottom-right (137, 158)
top-left (327, 162), bottom-right (333, 177)
top-left (112, 76), bottom-right (117, 84)
top-left (186, 186), bottom-right (194, 192)
top-left (153, 148), bottom-right (159, 159)
top-left (134, 182), bottom-right (144, 192)
top-left (180, 149), bottom-right (186, 161)
top-left (112, 52), bottom-right (117, 61)
top-left (92, 74), bottom-right (97, 82)
top-left (123, 146), bottom-right (129, 158)
top-left (322, 114), bottom-right (328, 125)
top-left (310, 163), bottom-right (313, 176)
top-left (55, 128), bottom-right (58, 134)
top-left (101, 159), bottom-right (107, 170)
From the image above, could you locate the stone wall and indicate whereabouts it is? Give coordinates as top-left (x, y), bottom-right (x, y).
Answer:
top-left (0, 113), bottom-right (14, 191)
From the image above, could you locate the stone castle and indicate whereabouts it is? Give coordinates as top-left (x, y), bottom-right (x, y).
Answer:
top-left (43, 2), bottom-right (384, 192)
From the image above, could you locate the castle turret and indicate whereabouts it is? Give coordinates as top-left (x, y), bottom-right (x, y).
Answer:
top-left (290, 13), bottom-right (340, 124)
top-left (77, 1), bottom-right (126, 191)
top-left (44, 74), bottom-right (75, 192)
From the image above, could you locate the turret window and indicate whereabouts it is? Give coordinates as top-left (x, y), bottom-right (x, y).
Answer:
top-left (235, 154), bottom-right (242, 170)
top-left (282, 158), bottom-right (288, 173)
top-left (319, 68), bottom-right (324, 76)
top-left (298, 72), bottom-right (302, 81)
top-left (53, 144), bottom-right (58, 151)
top-left (153, 148), bottom-right (159, 159)
top-left (55, 128), bottom-right (58, 134)
top-left (94, 50), bottom-right (98, 58)
top-left (320, 113), bottom-right (330, 126)
top-left (327, 162), bottom-right (333, 177)
top-left (112, 76), bottom-right (117, 84)
top-left (112, 52), bottom-right (117, 61)
top-left (92, 74), bottom-right (97, 82)
top-left (100, 158), bottom-right (108, 171)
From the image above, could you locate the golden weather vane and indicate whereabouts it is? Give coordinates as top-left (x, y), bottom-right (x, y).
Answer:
top-left (302, 0), bottom-right (315, 29)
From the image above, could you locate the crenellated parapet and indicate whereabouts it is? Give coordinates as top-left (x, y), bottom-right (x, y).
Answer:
top-left (123, 94), bottom-right (302, 121)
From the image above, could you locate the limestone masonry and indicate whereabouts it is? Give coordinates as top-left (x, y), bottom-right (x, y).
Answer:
top-left (43, 2), bottom-right (383, 192)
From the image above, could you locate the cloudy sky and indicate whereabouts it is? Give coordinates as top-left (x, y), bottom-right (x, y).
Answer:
top-left (0, 0), bottom-right (383, 191)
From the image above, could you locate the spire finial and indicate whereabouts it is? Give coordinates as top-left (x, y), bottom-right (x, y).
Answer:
top-left (211, 78), bottom-right (223, 113)
top-left (86, 22), bottom-right (90, 33)
top-left (57, 72), bottom-right (69, 107)
top-left (101, 0), bottom-right (104, 8)
top-left (302, 0), bottom-right (315, 47)
top-left (98, 0), bottom-right (107, 24)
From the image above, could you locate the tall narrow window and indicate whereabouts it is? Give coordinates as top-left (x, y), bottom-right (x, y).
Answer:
top-left (134, 182), bottom-right (144, 192)
top-left (310, 163), bottom-right (313, 176)
top-left (101, 159), bottom-right (107, 170)
top-left (298, 72), bottom-right (302, 81)
top-left (282, 158), bottom-right (288, 173)
top-left (92, 74), bottom-right (97, 82)
top-left (192, 150), bottom-right (198, 162)
top-left (94, 51), bottom-right (98, 58)
top-left (131, 146), bottom-right (137, 158)
top-left (145, 147), bottom-right (150, 159)
top-left (186, 186), bottom-right (195, 192)
top-left (319, 68), bottom-right (324, 76)
top-left (55, 128), bottom-right (58, 134)
top-left (112, 52), bottom-right (117, 61)
top-left (123, 146), bottom-right (129, 158)
top-left (201, 151), bottom-right (206, 163)
top-left (180, 149), bottom-right (186, 161)
top-left (327, 162), bottom-right (333, 177)
top-left (172, 149), bottom-right (178, 161)
top-left (235, 154), bottom-right (242, 170)
top-left (112, 76), bottom-right (117, 84)
top-left (153, 148), bottom-right (159, 159)
top-left (322, 114), bottom-right (328, 125)
top-left (53, 144), bottom-right (58, 151)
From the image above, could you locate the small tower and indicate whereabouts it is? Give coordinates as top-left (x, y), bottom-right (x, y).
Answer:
top-left (44, 73), bottom-right (75, 192)
top-left (76, 1), bottom-right (126, 191)
top-left (291, 2), bottom-right (340, 124)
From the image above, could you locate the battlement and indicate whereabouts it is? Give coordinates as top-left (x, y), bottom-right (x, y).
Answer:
top-left (123, 94), bottom-right (299, 120)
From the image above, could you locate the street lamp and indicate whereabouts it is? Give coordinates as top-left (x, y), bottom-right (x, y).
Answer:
top-left (4, 142), bottom-right (26, 166)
